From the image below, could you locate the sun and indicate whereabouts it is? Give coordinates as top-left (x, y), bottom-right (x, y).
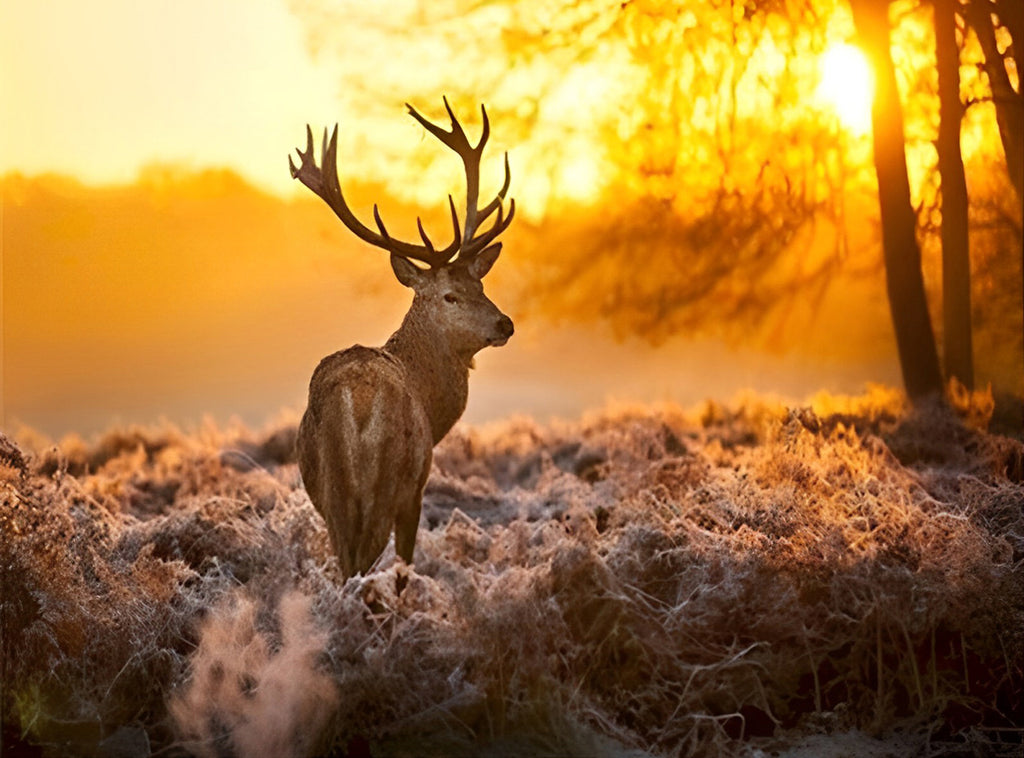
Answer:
top-left (816, 43), bottom-right (874, 135)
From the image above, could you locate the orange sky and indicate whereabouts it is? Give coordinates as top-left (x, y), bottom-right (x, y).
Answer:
top-left (2, 170), bottom-right (905, 438)
top-left (0, 0), bottom-right (878, 205)
top-left (0, 0), bottom-right (599, 216)
top-left (1, 1), bottom-right (1017, 438)
top-left (0, 0), bottom-right (339, 196)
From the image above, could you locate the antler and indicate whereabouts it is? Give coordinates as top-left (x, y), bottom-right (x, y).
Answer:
top-left (406, 97), bottom-right (515, 261)
top-left (290, 98), bottom-right (514, 269)
top-left (289, 125), bottom-right (461, 268)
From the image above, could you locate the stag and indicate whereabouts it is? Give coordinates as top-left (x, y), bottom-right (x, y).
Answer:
top-left (290, 99), bottom-right (515, 579)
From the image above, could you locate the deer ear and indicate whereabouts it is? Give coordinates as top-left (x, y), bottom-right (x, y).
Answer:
top-left (390, 254), bottom-right (423, 288)
top-left (468, 243), bottom-right (502, 280)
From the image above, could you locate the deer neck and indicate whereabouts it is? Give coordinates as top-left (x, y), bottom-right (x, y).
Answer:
top-left (385, 311), bottom-right (473, 445)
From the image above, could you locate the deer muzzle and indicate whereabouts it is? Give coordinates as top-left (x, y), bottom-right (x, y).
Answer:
top-left (489, 315), bottom-right (514, 347)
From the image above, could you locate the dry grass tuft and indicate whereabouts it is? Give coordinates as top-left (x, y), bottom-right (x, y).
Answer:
top-left (1, 390), bottom-right (1021, 757)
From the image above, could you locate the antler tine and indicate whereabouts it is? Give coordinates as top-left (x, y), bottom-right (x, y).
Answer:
top-left (322, 125), bottom-right (342, 199)
top-left (460, 102), bottom-right (490, 241)
top-left (406, 97), bottom-right (474, 153)
top-left (372, 205), bottom-right (392, 243)
top-left (416, 218), bottom-right (435, 253)
top-left (417, 198), bottom-right (463, 258)
top-left (462, 198), bottom-right (516, 258)
top-left (444, 96), bottom-right (473, 148)
top-left (477, 103), bottom-right (490, 152)
top-left (476, 151), bottom-right (511, 226)
top-left (444, 194), bottom-right (462, 258)
top-left (288, 125), bottom-right (321, 192)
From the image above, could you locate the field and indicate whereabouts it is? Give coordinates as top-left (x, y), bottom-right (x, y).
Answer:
top-left (1, 388), bottom-right (1022, 757)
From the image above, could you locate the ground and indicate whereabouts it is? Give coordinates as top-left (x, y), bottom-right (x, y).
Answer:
top-left (1, 387), bottom-right (1022, 757)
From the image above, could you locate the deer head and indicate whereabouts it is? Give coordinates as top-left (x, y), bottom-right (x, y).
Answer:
top-left (289, 98), bottom-right (515, 355)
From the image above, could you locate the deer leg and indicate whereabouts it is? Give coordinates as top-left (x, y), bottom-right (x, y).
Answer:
top-left (395, 446), bottom-right (431, 566)
top-left (394, 489), bottom-right (423, 596)
top-left (394, 491), bottom-right (422, 567)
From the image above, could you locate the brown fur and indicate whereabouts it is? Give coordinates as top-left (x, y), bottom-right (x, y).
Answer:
top-left (297, 348), bottom-right (432, 577)
top-left (291, 102), bottom-right (514, 579)
top-left (297, 261), bottom-right (512, 578)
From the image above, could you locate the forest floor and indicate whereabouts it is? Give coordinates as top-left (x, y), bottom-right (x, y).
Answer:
top-left (1, 387), bottom-right (1022, 757)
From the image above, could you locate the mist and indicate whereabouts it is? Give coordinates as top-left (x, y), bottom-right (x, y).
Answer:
top-left (2, 169), bottom-right (917, 441)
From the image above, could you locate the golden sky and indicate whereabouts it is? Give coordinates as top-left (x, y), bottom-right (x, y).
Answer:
top-left (0, 0), bottom-right (880, 205)
top-left (0, 0), bottom-right (340, 196)
top-left (1, 0), bottom-right (1018, 438)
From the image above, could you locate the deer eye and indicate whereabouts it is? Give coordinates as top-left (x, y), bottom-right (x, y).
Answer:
top-left (443, 293), bottom-right (459, 304)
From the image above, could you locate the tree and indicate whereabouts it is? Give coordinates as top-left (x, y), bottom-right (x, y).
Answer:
top-left (935, 0), bottom-right (973, 388)
top-left (289, 0), bottom-right (1020, 399)
top-left (926, 0), bottom-right (1022, 393)
top-left (963, 0), bottom-right (1023, 408)
top-left (849, 0), bottom-right (943, 398)
top-left (291, 0), bottom-right (855, 339)
top-left (963, 0), bottom-right (1023, 201)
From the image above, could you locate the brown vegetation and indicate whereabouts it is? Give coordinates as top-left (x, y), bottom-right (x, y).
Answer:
top-left (1, 389), bottom-right (1022, 756)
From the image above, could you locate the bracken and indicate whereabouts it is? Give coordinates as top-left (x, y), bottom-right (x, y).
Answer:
top-left (1, 389), bottom-right (1021, 757)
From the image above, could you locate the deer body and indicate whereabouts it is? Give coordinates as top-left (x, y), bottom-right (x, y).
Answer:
top-left (298, 347), bottom-right (432, 577)
top-left (291, 100), bottom-right (514, 578)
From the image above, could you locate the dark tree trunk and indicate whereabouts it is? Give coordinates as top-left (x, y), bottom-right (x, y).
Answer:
top-left (965, 0), bottom-right (1023, 419)
top-left (935, 0), bottom-right (974, 389)
top-left (850, 0), bottom-right (944, 399)
top-left (995, 0), bottom-right (1023, 48)
top-left (966, 0), bottom-right (1024, 200)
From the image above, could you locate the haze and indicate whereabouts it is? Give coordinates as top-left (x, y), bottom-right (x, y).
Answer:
top-left (2, 0), bottom-right (1019, 439)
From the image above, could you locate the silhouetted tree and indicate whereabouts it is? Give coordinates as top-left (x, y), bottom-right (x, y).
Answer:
top-left (289, 0), bottom-right (851, 343)
top-left (964, 0), bottom-right (1023, 201)
top-left (850, 0), bottom-right (944, 397)
top-left (963, 0), bottom-right (1022, 407)
top-left (290, 0), bottom-right (1020, 399)
top-left (935, 0), bottom-right (973, 389)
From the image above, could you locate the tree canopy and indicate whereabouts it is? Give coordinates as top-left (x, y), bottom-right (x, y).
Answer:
top-left (288, 0), bottom-right (1020, 379)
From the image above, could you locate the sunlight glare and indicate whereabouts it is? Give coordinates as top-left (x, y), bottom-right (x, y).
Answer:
top-left (816, 43), bottom-right (873, 135)
top-left (557, 153), bottom-right (601, 203)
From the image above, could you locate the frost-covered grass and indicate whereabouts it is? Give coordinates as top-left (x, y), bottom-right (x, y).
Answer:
top-left (1, 389), bottom-right (1022, 757)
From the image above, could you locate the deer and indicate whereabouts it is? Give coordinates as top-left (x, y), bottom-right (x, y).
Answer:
top-left (289, 99), bottom-right (515, 580)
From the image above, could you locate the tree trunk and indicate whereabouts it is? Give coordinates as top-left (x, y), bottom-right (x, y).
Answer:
top-left (935, 0), bottom-right (974, 389)
top-left (966, 0), bottom-right (1024, 201)
top-left (850, 0), bottom-right (944, 399)
top-left (966, 0), bottom-right (1022, 428)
